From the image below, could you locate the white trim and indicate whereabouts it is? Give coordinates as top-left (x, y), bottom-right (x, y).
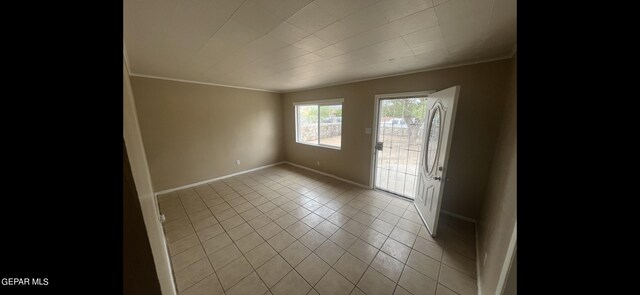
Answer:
top-left (292, 98), bottom-right (344, 105)
top-left (128, 73), bottom-right (282, 93)
top-left (154, 162), bottom-right (286, 196)
top-left (295, 142), bottom-right (342, 150)
top-left (286, 55), bottom-right (514, 93)
top-left (370, 91), bottom-right (435, 192)
top-left (496, 221), bottom-right (517, 295)
top-left (284, 161), bottom-right (369, 189)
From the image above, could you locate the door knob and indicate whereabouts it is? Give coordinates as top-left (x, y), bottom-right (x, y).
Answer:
top-left (434, 176), bottom-right (441, 181)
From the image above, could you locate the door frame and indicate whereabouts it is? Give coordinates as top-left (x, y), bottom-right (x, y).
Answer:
top-left (369, 91), bottom-right (435, 193)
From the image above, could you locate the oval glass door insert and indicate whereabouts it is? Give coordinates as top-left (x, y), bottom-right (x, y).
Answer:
top-left (426, 108), bottom-right (441, 173)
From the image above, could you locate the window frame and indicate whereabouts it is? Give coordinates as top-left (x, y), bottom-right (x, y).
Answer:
top-left (294, 98), bottom-right (344, 150)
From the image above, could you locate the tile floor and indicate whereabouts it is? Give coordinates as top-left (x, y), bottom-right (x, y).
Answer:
top-left (158, 164), bottom-right (478, 295)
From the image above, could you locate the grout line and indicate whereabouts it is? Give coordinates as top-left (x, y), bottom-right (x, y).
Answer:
top-left (161, 163), bottom-right (466, 295)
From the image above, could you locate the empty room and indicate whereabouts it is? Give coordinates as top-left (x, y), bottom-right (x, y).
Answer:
top-left (123, 0), bottom-right (517, 295)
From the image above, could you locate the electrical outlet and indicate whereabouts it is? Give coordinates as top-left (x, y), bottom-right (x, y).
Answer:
top-left (236, 160), bottom-right (240, 165)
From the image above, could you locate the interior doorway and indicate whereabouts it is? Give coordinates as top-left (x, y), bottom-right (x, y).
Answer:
top-left (371, 91), bottom-right (432, 199)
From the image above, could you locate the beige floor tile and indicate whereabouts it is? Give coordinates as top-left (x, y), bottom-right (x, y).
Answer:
top-left (226, 272), bottom-right (268, 295)
top-left (438, 265), bottom-right (477, 295)
top-left (389, 227), bottom-right (417, 247)
top-left (257, 222), bottom-right (284, 240)
top-left (163, 216), bottom-right (191, 232)
top-left (377, 212), bottom-right (401, 225)
top-left (315, 220), bottom-right (340, 238)
top-left (398, 266), bottom-right (437, 295)
top-left (169, 233), bottom-right (200, 257)
top-left (227, 222), bottom-right (255, 241)
top-left (214, 207), bottom-right (239, 221)
top-left (249, 214), bottom-right (273, 229)
top-left (342, 220), bottom-right (368, 237)
top-left (275, 214), bottom-right (299, 229)
top-left (339, 206), bottom-right (359, 217)
top-left (172, 244), bottom-right (206, 272)
top-left (202, 232), bottom-right (233, 255)
top-left (393, 285), bottom-right (412, 295)
top-left (360, 229), bottom-right (388, 249)
top-left (351, 287), bottom-right (367, 295)
top-left (435, 284), bottom-right (459, 295)
top-left (268, 231), bottom-right (297, 252)
top-left (245, 242), bottom-right (278, 269)
top-left (280, 201), bottom-right (300, 212)
top-left (330, 229), bottom-right (358, 250)
top-left (217, 257), bottom-right (254, 291)
top-left (315, 206), bottom-right (336, 219)
top-left (299, 229), bottom-right (327, 251)
top-left (333, 253), bottom-right (368, 284)
top-left (381, 238), bottom-right (411, 263)
top-left (396, 218), bottom-right (421, 234)
top-left (303, 200), bottom-right (322, 211)
top-left (406, 250), bottom-right (440, 280)
top-left (236, 231), bottom-right (265, 253)
top-left (443, 250), bottom-right (476, 279)
top-left (360, 205), bottom-right (382, 217)
top-left (281, 241), bottom-right (312, 267)
top-left (174, 258), bottom-right (214, 292)
top-left (301, 213), bottom-right (324, 228)
top-left (167, 224), bottom-right (196, 243)
top-left (220, 215), bottom-right (246, 231)
top-left (356, 267), bottom-right (396, 295)
top-left (370, 251), bottom-right (405, 282)
top-left (208, 243), bottom-right (242, 271)
top-left (196, 223), bottom-right (225, 243)
top-left (315, 240), bottom-right (346, 266)
top-left (266, 207), bottom-right (288, 220)
top-left (191, 216), bottom-right (219, 232)
top-left (413, 237), bottom-right (444, 261)
top-left (315, 269), bottom-right (354, 295)
top-left (234, 202), bottom-right (255, 213)
top-left (290, 206), bottom-right (312, 219)
top-left (257, 255), bottom-right (293, 288)
top-left (258, 202), bottom-right (278, 213)
top-left (240, 207), bottom-right (263, 221)
top-left (296, 254), bottom-right (330, 286)
top-left (352, 212), bottom-right (376, 226)
top-left (188, 209), bottom-right (214, 222)
top-left (327, 212), bottom-right (350, 227)
top-left (347, 239), bottom-right (378, 264)
top-left (271, 270), bottom-right (312, 295)
top-left (286, 221), bottom-right (312, 239)
top-left (180, 273), bottom-right (223, 295)
top-left (204, 197), bottom-right (226, 208)
top-left (370, 219), bottom-right (394, 236)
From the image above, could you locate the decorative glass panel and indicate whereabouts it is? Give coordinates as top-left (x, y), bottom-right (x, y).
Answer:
top-left (426, 108), bottom-right (441, 173)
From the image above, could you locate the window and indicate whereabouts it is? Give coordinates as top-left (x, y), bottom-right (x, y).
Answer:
top-left (295, 98), bottom-right (343, 149)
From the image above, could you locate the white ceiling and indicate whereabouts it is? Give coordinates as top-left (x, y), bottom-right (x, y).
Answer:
top-left (124, 0), bottom-right (516, 92)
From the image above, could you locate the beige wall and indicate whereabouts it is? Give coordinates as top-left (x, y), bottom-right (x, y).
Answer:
top-left (477, 57), bottom-right (517, 295)
top-left (283, 59), bottom-right (512, 219)
top-left (124, 59), bottom-right (176, 295)
top-left (130, 77), bottom-right (285, 191)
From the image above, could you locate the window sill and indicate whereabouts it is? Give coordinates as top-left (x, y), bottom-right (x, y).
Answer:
top-left (295, 142), bottom-right (341, 150)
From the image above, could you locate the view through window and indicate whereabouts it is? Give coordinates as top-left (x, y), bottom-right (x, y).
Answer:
top-left (295, 99), bottom-right (343, 149)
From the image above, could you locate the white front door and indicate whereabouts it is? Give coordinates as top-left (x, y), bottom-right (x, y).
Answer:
top-left (415, 86), bottom-right (460, 237)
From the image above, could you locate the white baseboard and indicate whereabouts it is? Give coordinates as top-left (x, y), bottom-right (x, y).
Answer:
top-left (441, 209), bottom-right (477, 223)
top-left (154, 161), bottom-right (286, 196)
top-left (283, 161), bottom-right (369, 189)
